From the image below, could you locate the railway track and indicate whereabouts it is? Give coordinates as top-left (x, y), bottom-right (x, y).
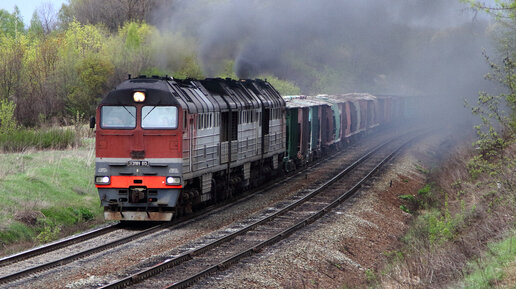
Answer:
top-left (0, 223), bottom-right (120, 268)
top-left (0, 135), bottom-right (367, 287)
top-left (100, 132), bottom-right (418, 289)
top-left (0, 128), bottom-right (413, 288)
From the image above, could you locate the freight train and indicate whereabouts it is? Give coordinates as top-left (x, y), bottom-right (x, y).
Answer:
top-left (91, 76), bottom-right (405, 221)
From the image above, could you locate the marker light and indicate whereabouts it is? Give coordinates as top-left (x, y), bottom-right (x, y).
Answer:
top-left (166, 176), bottom-right (181, 185)
top-left (95, 176), bottom-right (111, 185)
top-left (133, 91), bottom-right (146, 102)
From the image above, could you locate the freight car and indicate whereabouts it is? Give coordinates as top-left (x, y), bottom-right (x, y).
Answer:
top-left (92, 76), bottom-right (405, 221)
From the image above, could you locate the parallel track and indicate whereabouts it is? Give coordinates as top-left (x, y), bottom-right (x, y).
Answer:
top-left (0, 223), bottom-right (119, 268)
top-left (0, 129), bottom-right (411, 287)
top-left (101, 133), bottom-right (417, 289)
top-left (0, 139), bottom-right (359, 286)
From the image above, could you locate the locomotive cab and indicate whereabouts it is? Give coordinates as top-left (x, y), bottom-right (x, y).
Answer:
top-left (95, 77), bottom-right (183, 221)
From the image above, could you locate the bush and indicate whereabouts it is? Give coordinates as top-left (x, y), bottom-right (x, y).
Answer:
top-left (0, 98), bottom-right (17, 135)
top-left (36, 219), bottom-right (61, 244)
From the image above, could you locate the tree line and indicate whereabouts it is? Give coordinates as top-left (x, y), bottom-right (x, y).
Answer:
top-left (0, 1), bottom-right (299, 128)
top-left (0, 5), bottom-right (196, 126)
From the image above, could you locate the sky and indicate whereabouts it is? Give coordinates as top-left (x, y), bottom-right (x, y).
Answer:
top-left (0, 0), bottom-right (67, 26)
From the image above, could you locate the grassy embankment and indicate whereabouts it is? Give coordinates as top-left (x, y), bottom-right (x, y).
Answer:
top-left (0, 128), bottom-right (104, 256)
top-left (378, 134), bottom-right (515, 288)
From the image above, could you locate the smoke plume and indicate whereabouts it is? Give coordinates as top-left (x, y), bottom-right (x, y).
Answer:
top-left (152, 0), bottom-right (495, 109)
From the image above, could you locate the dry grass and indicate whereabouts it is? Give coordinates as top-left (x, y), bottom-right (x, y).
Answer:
top-left (381, 133), bottom-right (516, 288)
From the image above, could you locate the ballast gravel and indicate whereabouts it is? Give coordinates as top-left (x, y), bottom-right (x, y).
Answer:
top-left (194, 136), bottom-right (444, 289)
top-left (0, 128), bottom-right (440, 289)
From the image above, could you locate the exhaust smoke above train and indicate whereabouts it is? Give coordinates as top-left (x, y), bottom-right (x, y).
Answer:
top-left (151, 0), bottom-right (498, 124)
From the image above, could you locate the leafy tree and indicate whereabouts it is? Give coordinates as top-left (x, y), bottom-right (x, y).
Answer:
top-left (28, 11), bottom-right (44, 38)
top-left (0, 33), bottom-right (27, 100)
top-left (106, 21), bottom-right (154, 84)
top-left (50, 21), bottom-right (110, 119)
top-left (18, 36), bottom-right (62, 126)
top-left (67, 54), bottom-right (114, 117)
top-left (0, 98), bottom-right (17, 135)
top-left (463, 0), bottom-right (516, 196)
top-left (215, 60), bottom-right (238, 79)
top-left (57, 3), bottom-right (74, 30)
top-left (172, 55), bottom-right (204, 79)
top-left (259, 74), bottom-right (301, 96)
top-left (0, 6), bottom-right (25, 37)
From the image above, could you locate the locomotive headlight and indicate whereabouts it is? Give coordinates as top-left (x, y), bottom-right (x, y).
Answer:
top-left (133, 91), bottom-right (146, 102)
top-left (166, 176), bottom-right (181, 185)
top-left (95, 176), bottom-right (111, 185)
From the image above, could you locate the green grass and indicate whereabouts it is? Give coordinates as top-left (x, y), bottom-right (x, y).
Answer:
top-left (0, 127), bottom-right (76, 152)
top-left (0, 142), bottom-right (102, 250)
top-left (462, 232), bottom-right (516, 288)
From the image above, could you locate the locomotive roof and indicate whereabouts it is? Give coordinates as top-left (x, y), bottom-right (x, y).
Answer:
top-left (100, 76), bottom-right (285, 113)
top-left (101, 77), bottom-right (181, 106)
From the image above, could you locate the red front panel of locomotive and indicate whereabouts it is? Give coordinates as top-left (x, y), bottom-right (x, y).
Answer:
top-left (95, 105), bottom-right (183, 159)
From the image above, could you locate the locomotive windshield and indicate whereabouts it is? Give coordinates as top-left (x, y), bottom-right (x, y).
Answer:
top-left (141, 106), bottom-right (178, 129)
top-left (101, 106), bottom-right (136, 129)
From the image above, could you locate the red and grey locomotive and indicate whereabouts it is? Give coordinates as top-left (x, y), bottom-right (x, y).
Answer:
top-left (93, 76), bottom-right (286, 221)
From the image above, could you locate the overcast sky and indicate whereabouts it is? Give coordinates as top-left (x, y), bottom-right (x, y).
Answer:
top-left (0, 0), bottom-right (66, 26)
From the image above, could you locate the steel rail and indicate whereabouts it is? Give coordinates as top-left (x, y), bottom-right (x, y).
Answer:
top-left (100, 134), bottom-right (412, 289)
top-left (0, 223), bottom-right (120, 268)
top-left (0, 128), bottom-right (405, 287)
top-left (164, 134), bottom-right (417, 289)
top-left (0, 139), bottom-right (367, 286)
top-left (0, 223), bottom-right (169, 284)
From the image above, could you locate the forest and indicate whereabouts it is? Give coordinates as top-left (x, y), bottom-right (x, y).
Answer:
top-left (0, 0), bottom-right (507, 128)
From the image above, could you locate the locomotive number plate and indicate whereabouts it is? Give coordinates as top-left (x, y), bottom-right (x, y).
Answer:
top-left (127, 160), bottom-right (149, 166)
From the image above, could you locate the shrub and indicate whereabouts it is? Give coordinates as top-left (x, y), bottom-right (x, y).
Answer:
top-left (36, 219), bottom-right (61, 244)
top-left (0, 98), bottom-right (17, 135)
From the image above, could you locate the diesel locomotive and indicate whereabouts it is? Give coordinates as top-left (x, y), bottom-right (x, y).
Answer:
top-left (92, 76), bottom-right (405, 221)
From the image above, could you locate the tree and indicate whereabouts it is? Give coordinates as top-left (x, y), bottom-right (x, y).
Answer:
top-left (37, 2), bottom-right (59, 34)
top-left (464, 0), bottom-right (516, 139)
top-left (463, 0), bottom-right (516, 196)
top-left (259, 75), bottom-right (301, 96)
top-left (0, 6), bottom-right (24, 37)
top-left (67, 54), bottom-right (114, 117)
top-left (53, 21), bottom-right (111, 118)
top-left (62, 0), bottom-right (156, 32)
top-left (28, 11), bottom-right (44, 38)
top-left (0, 33), bottom-right (27, 101)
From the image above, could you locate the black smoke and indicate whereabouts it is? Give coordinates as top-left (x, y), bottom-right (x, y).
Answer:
top-left (151, 0), bottom-right (495, 102)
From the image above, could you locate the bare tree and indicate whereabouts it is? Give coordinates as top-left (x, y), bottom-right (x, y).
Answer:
top-left (65, 0), bottom-right (158, 31)
top-left (37, 2), bottom-right (58, 34)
